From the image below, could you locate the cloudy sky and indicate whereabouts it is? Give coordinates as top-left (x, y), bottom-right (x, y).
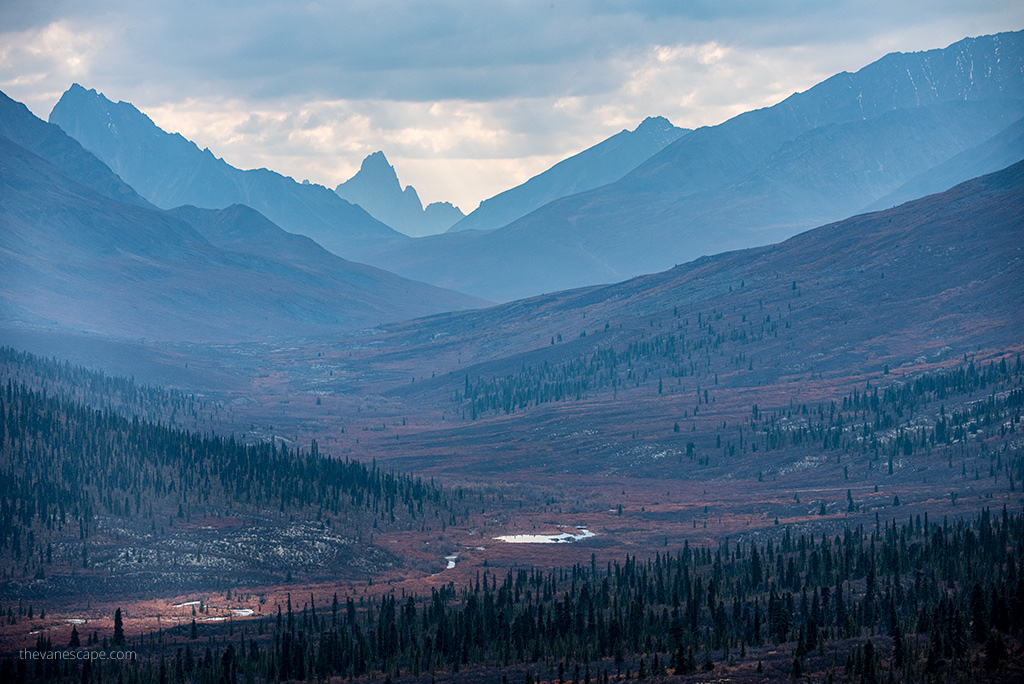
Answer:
top-left (1, 1), bottom-right (1020, 210)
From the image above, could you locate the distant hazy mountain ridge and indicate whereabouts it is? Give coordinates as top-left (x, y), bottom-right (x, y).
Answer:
top-left (335, 151), bottom-right (464, 237)
top-left (48, 85), bottom-right (406, 258)
top-left (447, 115), bottom-right (690, 234)
top-left (0, 96), bottom-right (485, 341)
top-left (372, 159), bottom-right (1024, 388)
top-left (864, 114), bottom-right (1024, 211)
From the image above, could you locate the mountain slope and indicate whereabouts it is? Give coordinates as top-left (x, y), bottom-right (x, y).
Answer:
top-left (335, 151), bottom-right (464, 236)
top-left (167, 202), bottom-right (479, 312)
top-left (48, 85), bottom-right (407, 257)
top-left (0, 133), bottom-right (484, 342)
top-left (447, 116), bottom-right (689, 234)
top-left (621, 31), bottom-right (1024, 199)
top-left (865, 115), bottom-right (1024, 211)
top-left (363, 159), bottom-right (1024, 404)
top-left (0, 90), bottom-right (150, 208)
top-left (354, 31), bottom-right (1024, 301)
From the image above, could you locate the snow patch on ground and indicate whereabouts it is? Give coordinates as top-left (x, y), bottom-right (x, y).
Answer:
top-left (495, 526), bottom-right (596, 544)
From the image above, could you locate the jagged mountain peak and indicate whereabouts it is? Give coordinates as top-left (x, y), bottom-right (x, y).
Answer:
top-left (335, 151), bottom-right (464, 237)
top-left (634, 116), bottom-right (674, 132)
top-left (357, 151), bottom-right (400, 181)
top-left (57, 84), bottom-right (161, 139)
top-left (341, 151), bottom-right (408, 193)
top-left (631, 115), bottom-right (688, 149)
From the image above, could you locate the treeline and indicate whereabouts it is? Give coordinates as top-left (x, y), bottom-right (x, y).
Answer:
top-left (457, 350), bottom-right (1024, 489)
top-left (751, 357), bottom-right (1022, 459)
top-left (0, 346), bottom-right (218, 431)
top-left (452, 290), bottom-right (1019, 435)
top-left (0, 380), bottom-right (448, 577)
top-left (666, 356), bottom-right (1024, 491)
top-left (6, 507), bottom-right (1022, 682)
top-left (454, 304), bottom-right (782, 418)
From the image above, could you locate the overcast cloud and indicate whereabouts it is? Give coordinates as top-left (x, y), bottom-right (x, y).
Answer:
top-left (1, 1), bottom-right (1020, 209)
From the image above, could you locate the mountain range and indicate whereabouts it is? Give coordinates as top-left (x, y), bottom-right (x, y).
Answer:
top-left (44, 32), bottom-right (1024, 303)
top-left (47, 84), bottom-right (407, 258)
top-left (6, 30), bottom-right (1022, 337)
top-left (0, 95), bottom-right (484, 342)
top-left (353, 31), bottom-right (1024, 300)
top-left (335, 151), bottom-right (464, 237)
top-left (446, 115), bottom-right (689, 234)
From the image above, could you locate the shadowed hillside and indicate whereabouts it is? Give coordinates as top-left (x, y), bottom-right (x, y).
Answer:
top-left (0, 133), bottom-right (485, 342)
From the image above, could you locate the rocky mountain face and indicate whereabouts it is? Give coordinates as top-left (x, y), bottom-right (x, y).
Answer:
top-left (864, 114), bottom-right (1024, 211)
top-left (335, 151), bottom-right (464, 237)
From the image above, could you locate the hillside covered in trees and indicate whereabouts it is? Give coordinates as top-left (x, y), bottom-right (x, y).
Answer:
top-left (0, 356), bottom-right (453, 596)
